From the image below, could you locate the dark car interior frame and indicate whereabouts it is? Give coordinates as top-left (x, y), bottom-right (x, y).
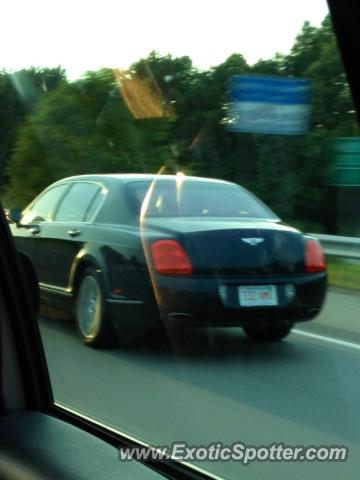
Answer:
top-left (0, 1), bottom-right (359, 479)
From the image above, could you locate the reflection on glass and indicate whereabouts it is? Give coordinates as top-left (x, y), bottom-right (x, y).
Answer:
top-left (2, 1), bottom-right (360, 479)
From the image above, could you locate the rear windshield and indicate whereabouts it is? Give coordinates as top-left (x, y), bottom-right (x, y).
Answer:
top-left (126, 180), bottom-right (278, 219)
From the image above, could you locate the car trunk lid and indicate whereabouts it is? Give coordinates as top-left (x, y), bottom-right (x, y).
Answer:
top-left (144, 218), bottom-right (305, 276)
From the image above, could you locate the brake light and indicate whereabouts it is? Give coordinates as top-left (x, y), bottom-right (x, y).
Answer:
top-left (305, 239), bottom-right (326, 272)
top-left (151, 240), bottom-right (193, 275)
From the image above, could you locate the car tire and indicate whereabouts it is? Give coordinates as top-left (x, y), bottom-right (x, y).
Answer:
top-left (243, 322), bottom-right (292, 342)
top-left (75, 268), bottom-right (112, 348)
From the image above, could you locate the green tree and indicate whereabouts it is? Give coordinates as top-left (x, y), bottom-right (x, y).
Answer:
top-left (4, 15), bottom-right (359, 232)
top-left (0, 67), bottom-right (66, 198)
top-left (4, 68), bottom-right (174, 205)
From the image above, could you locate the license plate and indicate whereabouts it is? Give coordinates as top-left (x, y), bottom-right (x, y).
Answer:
top-left (238, 285), bottom-right (278, 307)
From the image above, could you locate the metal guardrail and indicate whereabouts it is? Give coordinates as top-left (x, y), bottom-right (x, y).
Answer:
top-left (310, 233), bottom-right (360, 260)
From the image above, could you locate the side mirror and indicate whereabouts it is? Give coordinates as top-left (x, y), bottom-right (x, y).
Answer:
top-left (7, 208), bottom-right (23, 225)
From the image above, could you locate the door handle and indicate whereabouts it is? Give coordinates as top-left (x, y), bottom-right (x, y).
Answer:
top-left (67, 229), bottom-right (81, 238)
top-left (29, 225), bottom-right (41, 235)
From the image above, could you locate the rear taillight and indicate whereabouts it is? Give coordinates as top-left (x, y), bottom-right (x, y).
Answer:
top-left (151, 240), bottom-right (193, 275)
top-left (305, 239), bottom-right (326, 272)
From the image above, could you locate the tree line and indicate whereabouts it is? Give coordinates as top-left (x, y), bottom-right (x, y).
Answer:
top-left (0, 15), bottom-right (358, 233)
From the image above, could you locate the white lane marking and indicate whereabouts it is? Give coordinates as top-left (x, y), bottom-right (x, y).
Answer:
top-left (293, 329), bottom-right (360, 351)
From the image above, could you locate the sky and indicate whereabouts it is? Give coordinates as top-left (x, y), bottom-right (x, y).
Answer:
top-left (1, 0), bottom-right (328, 80)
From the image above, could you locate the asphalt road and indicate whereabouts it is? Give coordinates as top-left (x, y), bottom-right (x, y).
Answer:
top-left (39, 288), bottom-right (360, 480)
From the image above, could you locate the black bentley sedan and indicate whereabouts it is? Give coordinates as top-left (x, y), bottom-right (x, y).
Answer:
top-left (9, 174), bottom-right (327, 347)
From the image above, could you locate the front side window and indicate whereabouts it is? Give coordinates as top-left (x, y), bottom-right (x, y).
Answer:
top-left (21, 184), bottom-right (69, 224)
top-left (54, 183), bottom-right (100, 222)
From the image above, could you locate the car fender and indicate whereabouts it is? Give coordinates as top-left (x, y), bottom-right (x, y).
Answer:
top-left (68, 246), bottom-right (109, 296)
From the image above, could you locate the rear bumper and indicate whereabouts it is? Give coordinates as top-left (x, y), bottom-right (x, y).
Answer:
top-left (154, 272), bottom-right (327, 326)
top-left (105, 298), bottom-right (159, 331)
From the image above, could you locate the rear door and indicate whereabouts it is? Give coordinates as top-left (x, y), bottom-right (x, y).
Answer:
top-left (36, 182), bottom-right (104, 290)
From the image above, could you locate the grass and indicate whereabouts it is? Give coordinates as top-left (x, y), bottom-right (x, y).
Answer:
top-left (326, 256), bottom-right (360, 292)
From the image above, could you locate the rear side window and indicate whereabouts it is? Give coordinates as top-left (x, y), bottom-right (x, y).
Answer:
top-left (84, 189), bottom-right (104, 222)
top-left (54, 182), bottom-right (101, 222)
top-left (21, 184), bottom-right (69, 224)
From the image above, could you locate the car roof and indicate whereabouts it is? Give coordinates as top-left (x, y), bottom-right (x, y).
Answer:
top-left (51, 173), bottom-right (234, 187)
